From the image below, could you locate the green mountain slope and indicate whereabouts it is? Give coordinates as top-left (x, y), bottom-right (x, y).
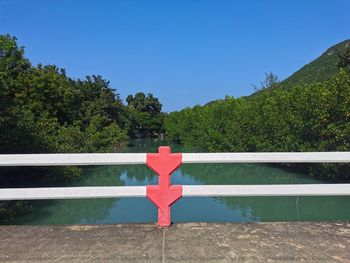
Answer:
top-left (280, 39), bottom-right (350, 89)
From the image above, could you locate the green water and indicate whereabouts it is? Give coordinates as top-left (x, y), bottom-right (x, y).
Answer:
top-left (10, 139), bottom-right (350, 224)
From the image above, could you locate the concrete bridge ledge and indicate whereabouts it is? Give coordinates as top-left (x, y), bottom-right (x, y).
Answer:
top-left (0, 222), bottom-right (349, 262)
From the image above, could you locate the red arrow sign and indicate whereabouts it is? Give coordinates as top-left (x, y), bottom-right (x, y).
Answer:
top-left (146, 146), bottom-right (183, 227)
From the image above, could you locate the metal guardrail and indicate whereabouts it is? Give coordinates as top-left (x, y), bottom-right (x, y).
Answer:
top-left (1, 147), bottom-right (350, 227)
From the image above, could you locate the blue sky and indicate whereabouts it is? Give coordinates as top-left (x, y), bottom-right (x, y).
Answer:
top-left (0, 0), bottom-right (349, 111)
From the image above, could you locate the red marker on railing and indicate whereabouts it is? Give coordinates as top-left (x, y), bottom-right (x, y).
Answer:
top-left (146, 146), bottom-right (182, 227)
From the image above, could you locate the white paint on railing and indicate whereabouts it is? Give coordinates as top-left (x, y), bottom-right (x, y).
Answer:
top-left (1, 152), bottom-right (350, 166)
top-left (0, 153), bottom-right (147, 166)
top-left (0, 186), bottom-right (146, 200)
top-left (182, 184), bottom-right (350, 196)
top-left (1, 152), bottom-right (350, 203)
top-left (182, 152), bottom-right (350, 163)
top-left (1, 184), bottom-right (350, 200)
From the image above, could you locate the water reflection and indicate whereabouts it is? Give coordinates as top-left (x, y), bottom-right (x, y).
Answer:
top-left (8, 139), bottom-right (350, 224)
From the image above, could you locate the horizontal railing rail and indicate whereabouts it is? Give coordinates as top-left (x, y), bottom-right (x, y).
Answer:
top-left (1, 184), bottom-right (350, 201)
top-left (1, 152), bottom-right (350, 166)
top-left (1, 147), bottom-right (350, 227)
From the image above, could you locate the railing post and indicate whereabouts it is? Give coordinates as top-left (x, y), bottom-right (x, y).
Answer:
top-left (146, 146), bottom-right (183, 227)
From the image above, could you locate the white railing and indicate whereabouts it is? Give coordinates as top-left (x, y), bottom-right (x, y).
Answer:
top-left (1, 152), bottom-right (350, 200)
top-left (2, 152), bottom-right (350, 166)
top-left (2, 184), bottom-right (350, 201)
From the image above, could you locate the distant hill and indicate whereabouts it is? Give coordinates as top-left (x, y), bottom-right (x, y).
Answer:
top-left (193, 40), bottom-right (350, 106)
top-left (280, 39), bottom-right (350, 89)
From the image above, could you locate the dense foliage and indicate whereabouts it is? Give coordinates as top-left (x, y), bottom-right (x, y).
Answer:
top-left (126, 92), bottom-right (165, 137)
top-left (165, 70), bottom-right (350, 180)
top-left (0, 35), bottom-right (130, 155)
top-left (0, 34), bottom-right (164, 220)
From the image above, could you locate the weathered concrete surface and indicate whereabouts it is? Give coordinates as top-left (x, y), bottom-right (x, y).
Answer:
top-left (0, 222), bottom-right (349, 262)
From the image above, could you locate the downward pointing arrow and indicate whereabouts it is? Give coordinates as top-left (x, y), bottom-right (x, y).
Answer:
top-left (146, 146), bottom-right (183, 227)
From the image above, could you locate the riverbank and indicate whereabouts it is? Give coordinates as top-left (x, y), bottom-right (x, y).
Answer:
top-left (1, 222), bottom-right (349, 262)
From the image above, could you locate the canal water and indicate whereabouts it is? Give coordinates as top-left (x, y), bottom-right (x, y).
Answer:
top-left (10, 139), bottom-right (350, 224)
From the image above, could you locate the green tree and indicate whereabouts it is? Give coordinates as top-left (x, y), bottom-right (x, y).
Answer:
top-left (338, 43), bottom-right (350, 73)
top-left (164, 70), bottom-right (350, 181)
top-left (0, 34), bottom-right (132, 221)
top-left (126, 92), bottom-right (164, 137)
top-left (253, 71), bottom-right (279, 92)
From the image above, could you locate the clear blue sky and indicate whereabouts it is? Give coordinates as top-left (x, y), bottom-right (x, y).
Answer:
top-left (1, 0), bottom-right (349, 111)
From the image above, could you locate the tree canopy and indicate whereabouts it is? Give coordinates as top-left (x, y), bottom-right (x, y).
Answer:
top-left (0, 34), bottom-right (165, 220)
top-left (126, 92), bottom-right (164, 137)
top-left (165, 70), bottom-right (350, 180)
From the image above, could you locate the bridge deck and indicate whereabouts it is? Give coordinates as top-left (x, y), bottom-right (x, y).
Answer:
top-left (0, 222), bottom-right (349, 262)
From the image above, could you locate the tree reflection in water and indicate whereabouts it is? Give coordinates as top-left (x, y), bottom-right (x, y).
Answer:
top-left (8, 139), bottom-right (350, 224)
